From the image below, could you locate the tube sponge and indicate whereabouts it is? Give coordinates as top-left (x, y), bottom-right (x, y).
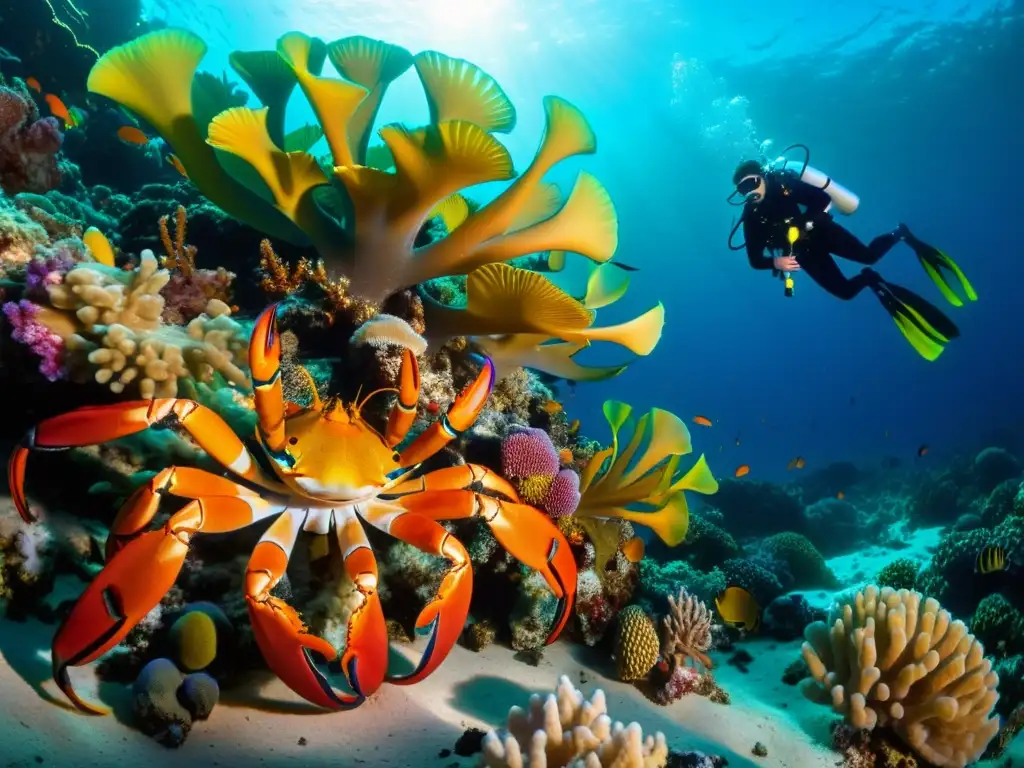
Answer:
top-left (799, 585), bottom-right (1000, 768)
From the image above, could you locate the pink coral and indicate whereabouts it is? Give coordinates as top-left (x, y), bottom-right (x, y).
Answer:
top-left (0, 86), bottom-right (63, 195)
top-left (501, 427), bottom-right (559, 479)
top-left (543, 469), bottom-right (581, 518)
top-left (651, 662), bottom-right (701, 705)
top-left (2, 299), bottom-right (65, 380)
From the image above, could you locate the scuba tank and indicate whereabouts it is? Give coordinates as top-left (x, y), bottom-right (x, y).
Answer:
top-left (769, 144), bottom-right (860, 215)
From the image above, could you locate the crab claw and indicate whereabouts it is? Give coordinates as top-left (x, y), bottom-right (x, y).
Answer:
top-left (7, 444), bottom-right (31, 522)
top-left (52, 527), bottom-right (190, 714)
top-left (379, 510), bottom-right (472, 686)
top-left (246, 527), bottom-right (364, 710)
top-left (334, 545), bottom-right (388, 697)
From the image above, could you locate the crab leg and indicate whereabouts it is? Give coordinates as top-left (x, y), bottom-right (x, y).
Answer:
top-left (8, 398), bottom-right (281, 523)
top-left (105, 466), bottom-right (275, 560)
top-left (390, 465), bottom-right (576, 645)
top-left (361, 502), bottom-right (472, 685)
top-left (246, 510), bottom-right (364, 710)
top-left (384, 349), bottom-right (420, 447)
top-left (54, 468), bottom-right (282, 714)
top-left (398, 356), bottom-right (495, 468)
top-left (331, 507), bottom-right (388, 698)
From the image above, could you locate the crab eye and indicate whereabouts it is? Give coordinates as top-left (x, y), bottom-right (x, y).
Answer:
top-left (392, 452), bottom-right (401, 462)
top-left (289, 437), bottom-right (299, 445)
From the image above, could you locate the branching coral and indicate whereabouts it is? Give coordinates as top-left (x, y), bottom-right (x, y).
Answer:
top-left (258, 237), bottom-right (377, 323)
top-left (12, 250), bottom-right (248, 396)
top-left (800, 585), bottom-right (1001, 768)
top-left (87, 28), bottom-right (621, 303)
top-left (661, 587), bottom-right (713, 670)
top-left (480, 675), bottom-right (669, 768)
top-left (575, 400), bottom-right (718, 549)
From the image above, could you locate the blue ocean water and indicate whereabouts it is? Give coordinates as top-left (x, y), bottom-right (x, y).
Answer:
top-left (145, 0), bottom-right (1022, 476)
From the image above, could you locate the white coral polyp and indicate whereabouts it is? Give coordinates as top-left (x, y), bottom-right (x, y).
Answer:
top-left (480, 675), bottom-right (668, 768)
top-left (800, 585), bottom-right (1000, 768)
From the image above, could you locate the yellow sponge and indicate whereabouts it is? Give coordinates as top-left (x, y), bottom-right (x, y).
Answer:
top-left (169, 610), bottom-right (218, 672)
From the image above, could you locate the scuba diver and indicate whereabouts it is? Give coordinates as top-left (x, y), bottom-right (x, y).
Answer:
top-left (728, 150), bottom-right (977, 361)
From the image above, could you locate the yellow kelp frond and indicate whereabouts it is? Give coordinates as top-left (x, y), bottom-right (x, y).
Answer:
top-left (228, 48), bottom-right (306, 146)
top-left (465, 263), bottom-right (594, 334)
top-left (475, 334), bottom-right (627, 383)
top-left (381, 120), bottom-right (515, 213)
top-left (548, 250), bottom-right (567, 271)
top-left (584, 262), bottom-right (632, 310)
top-left (577, 302), bottom-right (664, 355)
top-left (88, 28), bottom-right (305, 244)
top-left (414, 51), bottom-right (516, 133)
top-left (407, 95), bottom-right (602, 283)
top-left (277, 31), bottom-right (368, 168)
top-left (327, 36), bottom-right (413, 164)
top-left (472, 171), bottom-right (618, 264)
top-left (428, 193), bottom-right (471, 234)
top-left (283, 123), bottom-right (324, 153)
top-left (191, 71), bottom-right (250, 140)
top-left (88, 28), bottom-right (204, 140)
top-left (507, 182), bottom-right (562, 232)
top-left (207, 107), bottom-right (328, 222)
top-left (575, 402), bottom-right (718, 547)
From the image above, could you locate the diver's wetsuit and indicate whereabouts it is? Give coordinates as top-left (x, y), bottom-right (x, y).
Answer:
top-left (742, 171), bottom-right (900, 299)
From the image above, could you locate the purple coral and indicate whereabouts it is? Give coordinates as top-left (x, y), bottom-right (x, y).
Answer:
top-left (501, 427), bottom-right (560, 479)
top-left (25, 249), bottom-right (76, 298)
top-left (543, 469), bottom-right (581, 518)
top-left (2, 299), bottom-right (65, 380)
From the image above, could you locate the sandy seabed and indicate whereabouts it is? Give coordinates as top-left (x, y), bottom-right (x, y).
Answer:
top-left (0, 614), bottom-right (846, 768)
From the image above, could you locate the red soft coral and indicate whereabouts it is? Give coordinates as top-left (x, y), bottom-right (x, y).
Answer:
top-left (0, 86), bottom-right (63, 195)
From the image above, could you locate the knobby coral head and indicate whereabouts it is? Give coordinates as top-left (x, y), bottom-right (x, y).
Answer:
top-left (85, 27), bottom-right (620, 303)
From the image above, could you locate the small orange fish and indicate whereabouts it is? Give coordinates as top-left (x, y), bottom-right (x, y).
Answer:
top-left (621, 536), bottom-right (645, 563)
top-left (166, 154), bottom-right (188, 178)
top-left (26, 77), bottom-right (42, 93)
top-left (693, 415), bottom-right (712, 427)
top-left (540, 400), bottom-right (563, 415)
top-left (558, 448), bottom-right (573, 465)
top-left (837, 490), bottom-right (845, 500)
top-left (117, 125), bottom-right (149, 145)
top-left (44, 94), bottom-right (71, 125)
top-left (734, 464), bottom-right (750, 478)
top-left (568, 419), bottom-right (580, 435)
top-left (795, 457), bottom-right (806, 469)
top-left (917, 444), bottom-right (929, 457)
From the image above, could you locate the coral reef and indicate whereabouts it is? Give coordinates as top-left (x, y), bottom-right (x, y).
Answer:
top-left (480, 675), bottom-right (669, 767)
top-left (0, 84), bottom-right (63, 195)
top-left (759, 532), bottom-right (838, 589)
top-left (800, 585), bottom-right (1001, 767)
top-left (9, 250), bottom-right (249, 396)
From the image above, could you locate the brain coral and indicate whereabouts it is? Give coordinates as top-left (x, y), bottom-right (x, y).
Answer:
top-left (543, 469), bottom-right (581, 519)
top-left (800, 585), bottom-right (1000, 768)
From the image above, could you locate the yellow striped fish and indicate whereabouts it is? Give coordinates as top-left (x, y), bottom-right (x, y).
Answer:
top-left (976, 545), bottom-right (1007, 574)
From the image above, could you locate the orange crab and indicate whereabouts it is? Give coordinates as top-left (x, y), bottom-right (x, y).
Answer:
top-left (8, 303), bottom-right (577, 714)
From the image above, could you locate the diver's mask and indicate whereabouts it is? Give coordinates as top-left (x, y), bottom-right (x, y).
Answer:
top-left (736, 174), bottom-right (766, 203)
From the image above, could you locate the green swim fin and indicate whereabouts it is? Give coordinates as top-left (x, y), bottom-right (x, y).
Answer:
top-left (869, 275), bottom-right (960, 361)
top-left (902, 225), bottom-right (978, 307)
